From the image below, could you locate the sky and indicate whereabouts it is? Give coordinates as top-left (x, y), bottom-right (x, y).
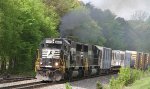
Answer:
top-left (79, 0), bottom-right (150, 20)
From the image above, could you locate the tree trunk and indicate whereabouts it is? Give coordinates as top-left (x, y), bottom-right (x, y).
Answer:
top-left (1, 57), bottom-right (6, 74)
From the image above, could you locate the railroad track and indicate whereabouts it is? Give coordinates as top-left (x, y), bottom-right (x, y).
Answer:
top-left (0, 77), bottom-right (35, 84)
top-left (0, 80), bottom-right (65, 89)
top-left (0, 81), bottom-right (45, 89)
top-left (0, 72), bottom-right (118, 89)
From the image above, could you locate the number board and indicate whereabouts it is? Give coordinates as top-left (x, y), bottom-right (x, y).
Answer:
top-left (46, 40), bottom-right (53, 43)
top-left (55, 40), bottom-right (62, 44)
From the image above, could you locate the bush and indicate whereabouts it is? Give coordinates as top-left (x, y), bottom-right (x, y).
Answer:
top-left (130, 69), bottom-right (143, 83)
top-left (65, 82), bottom-right (72, 89)
top-left (109, 77), bottom-right (115, 89)
top-left (144, 66), bottom-right (150, 77)
top-left (109, 67), bottom-right (143, 89)
top-left (147, 66), bottom-right (150, 72)
top-left (118, 67), bottom-right (131, 86)
top-left (109, 76), bottom-right (124, 89)
top-left (96, 81), bottom-right (103, 89)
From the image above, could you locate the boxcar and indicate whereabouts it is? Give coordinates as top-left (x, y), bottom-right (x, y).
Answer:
top-left (126, 51), bottom-right (137, 68)
top-left (120, 51), bottom-right (125, 67)
top-left (124, 51), bottom-right (131, 67)
top-left (142, 53), bottom-right (149, 70)
top-left (136, 52), bottom-right (143, 69)
top-left (111, 50), bottom-right (130, 68)
top-left (148, 54), bottom-right (150, 68)
top-left (94, 45), bottom-right (112, 74)
top-left (111, 50), bottom-right (122, 68)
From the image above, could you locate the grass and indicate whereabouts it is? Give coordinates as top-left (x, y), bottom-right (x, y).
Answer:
top-left (126, 76), bottom-right (150, 89)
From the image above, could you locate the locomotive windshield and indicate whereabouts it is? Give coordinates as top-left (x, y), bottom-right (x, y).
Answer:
top-left (46, 44), bottom-right (61, 49)
top-left (41, 39), bottom-right (63, 49)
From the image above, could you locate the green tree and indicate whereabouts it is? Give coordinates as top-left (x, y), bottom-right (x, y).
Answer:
top-left (0, 0), bottom-right (59, 74)
top-left (87, 4), bottom-right (134, 50)
top-left (43, 0), bottom-right (81, 17)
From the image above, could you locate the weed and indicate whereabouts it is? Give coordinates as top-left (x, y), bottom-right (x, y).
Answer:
top-left (66, 82), bottom-right (72, 89)
top-left (109, 67), bottom-right (143, 89)
top-left (96, 81), bottom-right (103, 89)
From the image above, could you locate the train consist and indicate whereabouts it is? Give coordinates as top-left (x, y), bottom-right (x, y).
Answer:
top-left (35, 38), bottom-right (150, 81)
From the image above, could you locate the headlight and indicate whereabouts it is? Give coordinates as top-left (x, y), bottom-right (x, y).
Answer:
top-left (40, 62), bottom-right (42, 65)
top-left (55, 62), bottom-right (59, 66)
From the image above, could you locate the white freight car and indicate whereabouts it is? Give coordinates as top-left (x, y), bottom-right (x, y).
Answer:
top-left (95, 45), bottom-right (112, 73)
top-left (111, 50), bottom-right (122, 67)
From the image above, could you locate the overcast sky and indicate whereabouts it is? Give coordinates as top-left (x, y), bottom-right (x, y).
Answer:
top-left (79, 0), bottom-right (150, 20)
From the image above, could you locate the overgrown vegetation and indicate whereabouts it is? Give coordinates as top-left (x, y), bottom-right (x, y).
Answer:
top-left (126, 75), bottom-right (150, 89)
top-left (96, 81), bottom-right (103, 89)
top-left (60, 3), bottom-right (150, 51)
top-left (65, 68), bottom-right (149, 89)
top-left (109, 67), bottom-right (149, 89)
top-left (65, 82), bottom-right (72, 89)
top-left (0, 0), bottom-right (79, 75)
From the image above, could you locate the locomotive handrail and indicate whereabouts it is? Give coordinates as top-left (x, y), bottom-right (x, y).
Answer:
top-left (35, 49), bottom-right (40, 72)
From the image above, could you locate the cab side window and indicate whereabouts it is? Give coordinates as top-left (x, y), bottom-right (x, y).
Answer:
top-left (41, 44), bottom-right (44, 48)
top-left (76, 44), bottom-right (82, 51)
top-left (83, 45), bottom-right (88, 52)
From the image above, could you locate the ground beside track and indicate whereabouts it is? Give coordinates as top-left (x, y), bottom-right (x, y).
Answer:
top-left (0, 74), bottom-right (118, 89)
top-left (40, 74), bottom-right (118, 89)
top-left (125, 76), bottom-right (150, 89)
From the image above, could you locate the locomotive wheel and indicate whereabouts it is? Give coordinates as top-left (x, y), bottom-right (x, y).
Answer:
top-left (96, 68), bottom-right (100, 75)
top-left (106, 69), bottom-right (109, 74)
top-left (78, 68), bottom-right (84, 78)
top-left (52, 71), bottom-right (62, 81)
top-left (65, 68), bottom-right (73, 81)
top-left (88, 67), bottom-right (92, 76)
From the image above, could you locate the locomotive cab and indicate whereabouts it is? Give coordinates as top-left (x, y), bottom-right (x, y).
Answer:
top-left (40, 39), bottom-right (62, 68)
top-left (35, 38), bottom-right (69, 81)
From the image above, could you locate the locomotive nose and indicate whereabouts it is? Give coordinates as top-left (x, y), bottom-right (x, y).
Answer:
top-left (36, 69), bottom-right (63, 81)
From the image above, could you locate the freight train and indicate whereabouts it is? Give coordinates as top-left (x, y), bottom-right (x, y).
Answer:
top-left (35, 38), bottom-right (150, 81)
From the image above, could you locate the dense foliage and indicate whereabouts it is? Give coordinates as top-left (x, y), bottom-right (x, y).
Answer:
top-left (129, 20), bottom-right (150, 52)
top-left (60, 3), bottom-right (150, 51)
top-left (96, 81), bottom-right (103, 89)
top-left (109, 68), bottom-right (144, 89)
top-left (60, 4), bottom-right (137, 49)
top-left (43, 0), bottom-right (80, 17)
top-left (0, 0), bottom-right (68, 74)
top-left (65, 82), bottom-right (72, 89)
